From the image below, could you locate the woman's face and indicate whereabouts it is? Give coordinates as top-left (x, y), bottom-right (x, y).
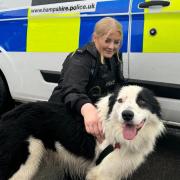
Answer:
top-left (93, 30), bottom-right (122, 58)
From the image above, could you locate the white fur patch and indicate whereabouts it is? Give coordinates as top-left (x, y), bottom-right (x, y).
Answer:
top-left (10, 137), bottom-right (45, 180)
top-left (87, 85), bottom-right (165, 180)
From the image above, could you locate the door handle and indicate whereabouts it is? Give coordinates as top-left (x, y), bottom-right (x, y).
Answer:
top-left (139, 1), bottom-right (170, 8)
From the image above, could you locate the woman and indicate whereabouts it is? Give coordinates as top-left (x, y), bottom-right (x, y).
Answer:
top-left (49, 17), bottom-right (125, 142)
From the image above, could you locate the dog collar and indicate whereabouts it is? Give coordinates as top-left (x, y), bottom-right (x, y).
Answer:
top-left (114, 143), bottom-right (121, 149)
top-left (96, 143), bottom-right (121, 165)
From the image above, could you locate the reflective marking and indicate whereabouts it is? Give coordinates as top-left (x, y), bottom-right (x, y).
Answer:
top-left (26, 11), bottom-right (80, 52)
top-left (131, 14), bottom-right (144, 52)
top-left (143, 13), bottom-right (180, 52)
top-left (0, 19), bottom-right (27, 52)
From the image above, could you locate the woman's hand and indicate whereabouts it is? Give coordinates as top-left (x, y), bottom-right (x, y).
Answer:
top-left (81, 103), bottom-right (104, 143)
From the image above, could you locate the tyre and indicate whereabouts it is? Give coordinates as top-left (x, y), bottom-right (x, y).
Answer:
top-left (0, 75), bottom-right (15, 115)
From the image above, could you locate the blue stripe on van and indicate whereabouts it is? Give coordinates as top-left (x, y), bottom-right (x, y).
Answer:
top-left (0, 9), bottom-right (28, 19)
top-left (81, 0), bottom-right (130, 15)
top-left (0, 19), bottom-right (27, 52)
top-left (131, 14), bottom-right (144, 52)
top-left (79, 15), bottom-right (129, 53)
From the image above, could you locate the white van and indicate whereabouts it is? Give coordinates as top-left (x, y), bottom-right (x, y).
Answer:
top-left (0, 0), bottom-right (180, 127)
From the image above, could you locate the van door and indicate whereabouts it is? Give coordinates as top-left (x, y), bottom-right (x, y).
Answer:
top-left (130, 0), bottom-right (180, 125)
top-left (29, 0), bottom-right (130, 80)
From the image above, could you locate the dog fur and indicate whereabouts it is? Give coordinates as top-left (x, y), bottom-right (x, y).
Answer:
top-left (0, 85), bottom-right (165, 180)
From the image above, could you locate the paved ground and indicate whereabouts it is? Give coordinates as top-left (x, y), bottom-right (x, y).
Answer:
top-left (127, 126), bottom-right (180, 180)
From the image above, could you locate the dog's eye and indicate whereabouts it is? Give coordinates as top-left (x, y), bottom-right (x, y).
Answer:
top-left (138, 99), bottom-right (146, 107)
top-left (117, 98), bottom-right (123, 103)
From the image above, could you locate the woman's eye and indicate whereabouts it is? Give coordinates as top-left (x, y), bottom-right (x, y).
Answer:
top-left (114, 41), bottom-right (120, 45)
top-left (105, 39), bottom-right (111, 43)
top-left (117, 98), bottom-right (123, 103)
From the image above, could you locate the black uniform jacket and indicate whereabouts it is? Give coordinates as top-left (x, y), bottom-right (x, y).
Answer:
top-left (49, 42), bottom-right (125, 114)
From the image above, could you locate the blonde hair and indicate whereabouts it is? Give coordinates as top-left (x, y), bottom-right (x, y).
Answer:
top-left (93, 17), bottom-right (123, 64)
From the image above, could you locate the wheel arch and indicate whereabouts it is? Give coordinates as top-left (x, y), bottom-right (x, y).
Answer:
top-left (0, 69), bottom-right (13, 99)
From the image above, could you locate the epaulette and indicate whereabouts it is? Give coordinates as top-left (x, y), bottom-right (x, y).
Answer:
top-left (76, 49), bottom-right (84, 53)
top-left (69, 47), bottom-right (87, 59)
top-left (75, 45), bottom-right (88, 54)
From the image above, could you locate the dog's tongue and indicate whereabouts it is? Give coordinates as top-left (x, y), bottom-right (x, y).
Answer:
top-left (123, 125), bottom-right (137, 140)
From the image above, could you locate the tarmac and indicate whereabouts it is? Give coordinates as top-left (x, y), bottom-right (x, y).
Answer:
top-left (127, 126), bottom-right (180, 180)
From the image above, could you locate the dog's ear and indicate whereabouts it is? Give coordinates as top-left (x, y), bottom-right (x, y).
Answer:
top-left (138, 88), bottom-right (162, 118)
top-left (108, 86), bottom-right (121, 116)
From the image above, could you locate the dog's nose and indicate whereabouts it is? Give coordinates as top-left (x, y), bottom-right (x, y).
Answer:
top-left (122, 110), bottom-right (134, 121)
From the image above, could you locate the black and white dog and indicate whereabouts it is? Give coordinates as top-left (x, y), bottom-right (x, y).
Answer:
top-left (0, 85), bottom-right (165, 180)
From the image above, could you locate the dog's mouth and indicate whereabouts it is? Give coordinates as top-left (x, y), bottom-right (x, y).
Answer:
top-left (122, 120), bottom-right (145, 140)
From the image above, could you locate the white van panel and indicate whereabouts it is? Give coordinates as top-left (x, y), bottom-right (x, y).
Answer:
top-left (0, 52), bottom-right (68, 102)
top-left (129, 53), bottom-right (180, 84)
top-left (158, 97), bottom-right (180, 125)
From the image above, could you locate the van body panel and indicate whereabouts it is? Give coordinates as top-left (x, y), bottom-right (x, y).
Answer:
top-left (129, 0), bottom-right (180, 125)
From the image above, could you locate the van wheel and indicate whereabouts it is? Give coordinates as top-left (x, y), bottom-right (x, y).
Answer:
top-left (0, 76), bottom-right (15, 115)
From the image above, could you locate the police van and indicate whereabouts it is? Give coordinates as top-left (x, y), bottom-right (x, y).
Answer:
top-left (0, 0), bottom-right (180, 127)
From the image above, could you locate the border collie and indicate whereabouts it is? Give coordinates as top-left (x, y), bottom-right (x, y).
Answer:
top-left (0, 85), bottom-right (165, 180)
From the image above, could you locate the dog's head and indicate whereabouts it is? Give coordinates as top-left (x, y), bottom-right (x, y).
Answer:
top-left (97, 85), bottom-right (165, 147)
